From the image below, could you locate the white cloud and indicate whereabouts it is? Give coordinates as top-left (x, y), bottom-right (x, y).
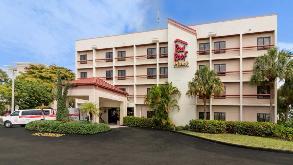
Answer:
top-left (0, 0), bottom-right (154, 69)
top-left (278, 42), bottom-right (293, 51)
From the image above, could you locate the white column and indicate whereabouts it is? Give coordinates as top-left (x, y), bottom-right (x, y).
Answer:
top-left (120, 101), bottom-right (127, 125)
top-left (209, 36), bottom-right (213, 120)
top-left (239, 33), bottom-right (243, 121)
top-left (133, 45), bottom-right (137, 116)
top-left (274, 28), bottom-right (278, 123)
top-left (112, 47), bottom-right (116, 85)
top-left (75, 52), bottom-right (79, 80)
top-left (90, 86), bottom-right (99, 123)
top-left (156, 41), bottom-right (160, 85)
top-left (92, 48), bottom-right (96, 77)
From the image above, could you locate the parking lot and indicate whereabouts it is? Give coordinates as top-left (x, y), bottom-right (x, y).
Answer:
top-left (0, 126), bottom-right (292, 165)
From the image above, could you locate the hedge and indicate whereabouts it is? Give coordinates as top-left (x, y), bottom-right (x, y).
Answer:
top-left (189, 120), bottom-right (293, 141)
top-left (25, 120), bottom-right (111, 135)
top-left (123, 116), bottom-right (174, 130)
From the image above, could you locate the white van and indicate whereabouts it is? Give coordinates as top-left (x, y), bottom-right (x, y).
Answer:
top-left (2, 109), bottom-right (56, 128)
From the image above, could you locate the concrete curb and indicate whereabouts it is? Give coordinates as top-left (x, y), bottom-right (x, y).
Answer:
top-left (175, 131), bottom-right (293, 154)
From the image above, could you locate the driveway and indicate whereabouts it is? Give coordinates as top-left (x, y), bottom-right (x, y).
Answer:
top-left (0, 126), bottom-right (292, 165)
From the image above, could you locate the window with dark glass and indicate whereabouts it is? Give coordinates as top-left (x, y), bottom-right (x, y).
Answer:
top-left (199, 43), bottom-right (210, 55)
top-left (199, 112), bottom-right (210, 120)
top-left (147, 48), bottom-right (156, 59)
top-left (11, 111), bottom-right (20, 116)
top-left (257, 113), bottom-right (270, 122)
top-left (118, 70), bottom-right (126, 80)
top-left (119, 88), bottom-right (126, 92)
top-left (147, 88), bottom-right (151, 95)
top-left (214, 112), bottom-right (226, 121)
top-left (117, 51), bottom-right (126, 61)
top-left (80, 72), bottom-right (87, 79)
top-left (199, 65), bottom-right (206, 70)
top-left (106, 70), bottom-right (113, 80)
top-left (147, 68), bottom-right (156, 79)
top-left (105, 52), bottom-right (113, 62)
top-left (214, 86), bottom-right (226, 99)
top-left (257, 37), bottom-right (271, 50)
top-left (159, 67), bottom-right (168, 78)
top-left (257, 86), bottom-right (270, 99)
top-left (160, 47), bottom-right (168, 57)
top-left (147, 111), bottom-right (154, 118)
top-left (127, 107), bottom-right (134, 116)
top-left (214, 64), bottom-right (226, 76)
top-left (80, 54), bottom-right (87, 64)
top-left (214, 41), bottom-right (226, 54)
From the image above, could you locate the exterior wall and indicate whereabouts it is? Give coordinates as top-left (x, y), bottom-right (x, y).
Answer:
top-left (75, 14), bottom-right (278, 125)
top-left (243, 106), bottom-right (270, 122)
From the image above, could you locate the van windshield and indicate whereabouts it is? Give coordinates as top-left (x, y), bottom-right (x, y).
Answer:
top-left (10, 111), bottom-right (20, 116)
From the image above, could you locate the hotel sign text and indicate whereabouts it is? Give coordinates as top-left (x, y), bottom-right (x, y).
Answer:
top-left (174, 39), bottom-right (189, 67)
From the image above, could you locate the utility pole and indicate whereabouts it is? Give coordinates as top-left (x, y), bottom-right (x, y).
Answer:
top-left (5, 65), bottom-right (17, 113)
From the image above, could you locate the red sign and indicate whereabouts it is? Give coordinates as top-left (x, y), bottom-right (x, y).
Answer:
top-left (174, 39), bottom-right (189, 67)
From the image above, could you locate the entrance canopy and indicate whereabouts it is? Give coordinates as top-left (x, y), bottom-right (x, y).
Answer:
top-left (68, 77), bottom-right (128, 124)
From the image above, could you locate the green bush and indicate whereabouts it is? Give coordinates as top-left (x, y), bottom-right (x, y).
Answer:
top-left (123, 116), bottom-right (174, 130)
top-left (189, 120), bottom-right (226, 134)
top-left (189, 120), bottom-right (293, 141)
top-left (281, 120), bottom-right (293, 128)
top-left (25, 120), bottom-right (110, 135)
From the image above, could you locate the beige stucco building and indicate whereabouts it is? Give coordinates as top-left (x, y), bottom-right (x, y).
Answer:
top-left (72, 14), bottom-right (277, 126)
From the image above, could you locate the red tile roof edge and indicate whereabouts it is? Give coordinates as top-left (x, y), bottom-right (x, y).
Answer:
top-left (71, 77), bottom-right (128, 96)
top-left (168, 18), bottom-right (197, 36)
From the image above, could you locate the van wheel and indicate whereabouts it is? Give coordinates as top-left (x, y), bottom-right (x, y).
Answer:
top-left (4, 121), bottom-right (12, 128)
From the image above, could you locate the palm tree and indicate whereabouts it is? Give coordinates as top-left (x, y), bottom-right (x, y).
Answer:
top-left (79, 102), bottom-right (99, 122)
top-left (250, 48), bottom-right (289, 122)
top-left (145, 82), bottom-right (181, 124)
top-left (186, 66), bottom-right (224, 120)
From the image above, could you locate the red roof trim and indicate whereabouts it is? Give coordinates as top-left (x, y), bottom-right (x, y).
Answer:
top-left (71, 77), bottom-right (128, 96)
top-left (168, 18), bottom-right (197, 36)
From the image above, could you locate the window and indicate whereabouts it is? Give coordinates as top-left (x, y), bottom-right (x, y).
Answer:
top-left (214, 64), bottom-right (226, 76)
top-left (105, 52), bottom-right (113, 62)
top-left (214, 86), bottom-right (226, 99)
top-left (199, 112), bottom-right (210, 120)
top-left (159, 67), bottom-right (168, 78)
top-left (214, 112), bottom-right (226, 121)
top-left (147, 88), bottom-right (151, 95)
top-left (199, 43), bottom-right (210, 55)
top-left (80, 54), bottom-right (87, 64)
top-left (118, 70), bottom-right (126, 80)
top-left (43, 110), bottom-right (50, 115)
top-left (160, 47), bottom-right (168, 57)
top-left (257, 37), bottom-right (271, 50)
top-left (257, 113), bottom-right (270, 122)
top-left (147, 111), bottom-right (154, 118)
top-left (119, 88), bottom-right (126, 91)
top-left (80, 72), bottom-right (87, 79)
top-left (127, 108), bottom-right (134, 116)
top-left (257, 86), bottom-right (270, 99)
top-left (199, 65), bottom-right (206, 70)
top-left (10, 111), bottom-right (20, 116)
top-left (147, 48), bottom-right (156, 59)
top-left (214, 41), bottom-right (226, 54)
top-left (106, 70), bottom-right (113, 80)
top-left (147, 68), bottom-right (156, 79)
top-left (117, 51), bottom-right (126, 61)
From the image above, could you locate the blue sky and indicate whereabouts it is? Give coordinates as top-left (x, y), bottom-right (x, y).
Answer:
top-left (0, 0), bottom-right (292, 71)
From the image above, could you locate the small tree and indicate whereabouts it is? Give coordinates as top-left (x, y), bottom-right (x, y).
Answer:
top-left (250, 48), bottom-right (289, 122)
top-left (56, 73), bottom-right (70, 121)
top-left (145, 83), bottom-right (180, 125)
top-left (79, 102), bottom-right (99, 122)
top-left (186, 66), bottom-right (224, 120)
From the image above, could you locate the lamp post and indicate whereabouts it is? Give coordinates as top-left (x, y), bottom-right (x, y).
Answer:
top-left (5, 65), bottom-right (17, 113)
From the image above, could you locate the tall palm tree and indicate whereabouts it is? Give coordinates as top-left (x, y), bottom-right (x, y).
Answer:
top-left (186, 66), bottom-right (224, 120)
top-left (250, 48), bottom-right (289, 122)
top-left (145, 82), bottom-right (181, 124)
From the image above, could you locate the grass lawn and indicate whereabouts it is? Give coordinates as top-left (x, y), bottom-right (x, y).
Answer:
top-left (179, 130), bottom-right (293, 152)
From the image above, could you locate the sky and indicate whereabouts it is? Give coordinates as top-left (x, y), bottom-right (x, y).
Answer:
top-left (0, 0), bottom-right (292, 71)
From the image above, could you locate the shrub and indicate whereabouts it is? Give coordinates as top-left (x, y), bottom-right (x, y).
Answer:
top-left (123, 116), bottom-right (174, 130)
top-left (189, 120), bottom-right (226, 134)
top-left (189, 120), bottom-right (293, 141)
top-left (25, 120), bottom-right (110, 135)
top-left (281, 120), bottom-right (293, 128)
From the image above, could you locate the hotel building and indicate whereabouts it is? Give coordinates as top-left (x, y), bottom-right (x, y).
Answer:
top-left (71, 14), bottom-right (277, 126)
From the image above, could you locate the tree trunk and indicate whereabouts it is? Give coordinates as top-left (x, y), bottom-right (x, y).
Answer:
top-left (285, 106), bottom-right (289, 122)
top-left (203, 97), bottom-right (207, 120)
top-left (269, 83), bottom-right (274, 122)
